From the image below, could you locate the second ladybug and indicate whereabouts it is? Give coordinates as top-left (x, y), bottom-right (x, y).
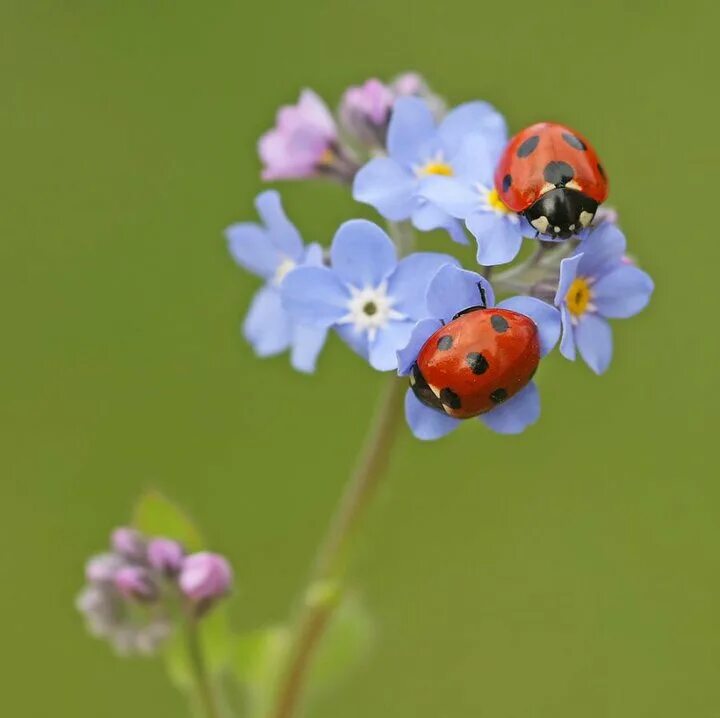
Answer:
top-left (494, 122), bottom-right (609, 239)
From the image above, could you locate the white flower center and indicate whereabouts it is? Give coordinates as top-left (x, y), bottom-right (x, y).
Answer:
top-left (337, 282), bottom-right (406, 342)
top-left (273, 257), bottom-right (296, 285)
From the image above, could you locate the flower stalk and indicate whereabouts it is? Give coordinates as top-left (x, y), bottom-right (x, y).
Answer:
top-left (185, 616), bottom-right (222, 718)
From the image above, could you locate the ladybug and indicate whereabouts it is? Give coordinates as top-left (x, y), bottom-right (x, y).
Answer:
top-left (410, 304), bottom-right (540, 419)
top-left (494, 122), bottom-right (608, 239)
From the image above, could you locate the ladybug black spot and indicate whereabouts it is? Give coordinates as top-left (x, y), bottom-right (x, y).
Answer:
top-left (562, 132), bottom-right (586, 151)
top-left (543, 161), bottom-right (575, 187)
top-left (517, 135), bottom-right (540, 158)
top-left (490, 388), bottom-right (508, 404)
top-left (490, 314), bottom-right (509, 333)
top-left (597, 162), bottom-right (606, 179)
top-left (466, 352), bottom-right (489, 375)
top-left (440, 387), bottom-right (462, 410)
top-left (502, 174), bottom-right (512, 192)
top-left (437, 335), bottom-right (453, 351)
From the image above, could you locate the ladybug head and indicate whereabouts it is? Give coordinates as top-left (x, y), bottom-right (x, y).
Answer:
top-left (524, 188), bottom-right (598, 240)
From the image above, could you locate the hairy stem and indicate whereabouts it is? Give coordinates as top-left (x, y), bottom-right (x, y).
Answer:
top-left (185, 616), bottom-right (222, 718)
top-left (269, 375), bottom-right (407, 718)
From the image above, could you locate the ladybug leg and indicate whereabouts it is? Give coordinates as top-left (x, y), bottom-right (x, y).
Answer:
top-left (478, 282), bottom-right (488, 308)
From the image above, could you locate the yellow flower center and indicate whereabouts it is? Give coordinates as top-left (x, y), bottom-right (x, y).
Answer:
top-left (418, 160), bottom-right (454, 177)
top-left (318, 147), bottom-right (336, 166)
top-left (486, 188), bottom-right (512, 215)
top-left (566, 277), bottom-right (592, 317)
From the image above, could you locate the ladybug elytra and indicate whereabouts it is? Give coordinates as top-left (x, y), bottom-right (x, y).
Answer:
top-left (410, 307), bottom-right (540, 419)
top-left (494, 122), bottom-right (608, 239)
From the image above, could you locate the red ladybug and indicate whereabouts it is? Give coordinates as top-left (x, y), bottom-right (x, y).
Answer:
top-left (410, 307), bottom-right (540, 419)
top-left (494, 122), bottom-right (608, 239)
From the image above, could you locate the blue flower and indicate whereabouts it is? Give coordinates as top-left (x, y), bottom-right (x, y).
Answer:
top-left (281, 220), bottom-right (458, 371)
top-left (352, 97), bottom-right (507, 245)
top-left (226, 190), bottom-right (328, 373)
top-left (554, 222), bottom-right (654, 374)
top-left (418, 132), bottom-right (539, 266)
top-left (396, 264), bottom-right (561, 440)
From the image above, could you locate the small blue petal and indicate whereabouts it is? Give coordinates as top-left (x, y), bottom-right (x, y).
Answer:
top-left (445, 219), bottom-right (470, 245)
top-left (353, 157), bottom-right (417, 221)
top-left (419, 175), bottom-right (481, 219)
top-left (396, 318), bottom-right (443, 376)
top-left (555, 253), bottom-right (583, 306)
top-left (426, 264), bottom-right (495, 323)
top-left (303, 242), bottom-right (325, 266)
top-left (411, 201), bottom-right (453, 232)
top-left (559, 305), bottom-right (576, 360)
top-left (226, 223), bottom-right (278, 280)
top-left (330, 220), bottom-right (397, 288)
top-left (437, 101), bottom-right (507, 158)
top-left (389, 252), bottom-right (460, 317)
top-left (405, 388), bottom-right (461, 441)
top-left (387, 97), bottom-right (437, 167)
top-left (335, 323), bottom-right (370, 361)
top-left (498, 296), bottom-right (561, 357)
top-left (592, 265), bottom-right (654, 318)
top-left (281, 266), bottom-right (350, 327)
top-left (448, 133), bottom-right (497, 185)
top-left (479, 381), bottom-right (540, 435)
top-left (466, 212), bottom-right (524, 266)
top-left (575, 313), bottom-right (613, 374)
top-left (254, 190), bottom-right (304, 260)
top-left (290, 324), bottom-right (328, 374)
top-left (243, 285), bottom-right (292, 357)
top-left (369, 321), bottom-right (416, 371)
top-left (577, 223), bottom-right (627, 279)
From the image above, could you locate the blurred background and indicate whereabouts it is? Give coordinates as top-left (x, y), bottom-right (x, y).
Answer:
top-left (2, 0), bottom-right (720, 715)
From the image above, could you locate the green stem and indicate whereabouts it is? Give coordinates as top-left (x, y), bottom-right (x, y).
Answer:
top-left (268, 375), bottom-right (407, 718)
top-left (185, 616), bottom-right (222, 718)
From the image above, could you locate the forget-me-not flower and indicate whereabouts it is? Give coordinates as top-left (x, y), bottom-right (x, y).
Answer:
top-left (281, 220), bottom-right (458, 371)
top-left (554, 222), bottom-right (654, 374)
top-left (226, 191), bottom-right (328, 373)
top-left (396, 264), bottom-right (561, 440)
top-left (353, 97), bottom-right (507, 244)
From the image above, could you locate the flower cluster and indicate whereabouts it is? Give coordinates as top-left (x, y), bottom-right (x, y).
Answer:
top-left (76, 527), bottom-right (232, 655)
top-left (227, 73), bottom-right (654, 440)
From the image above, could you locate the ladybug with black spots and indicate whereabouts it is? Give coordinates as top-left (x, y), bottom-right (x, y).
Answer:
top-left (494, 122), bottom-right (609, 239)
top-left (410, 299), bottom-right (540, 419)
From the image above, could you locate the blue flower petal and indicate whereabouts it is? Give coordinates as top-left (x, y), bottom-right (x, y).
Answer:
top-left (559, 305), bottom-right (576, 360)
top-left (226, 223), bottom-right (278, 280)
top-left (405, 388), bottom-right (461, 440)
top-left (353, 157), bottom-right (417, 221)
top-left (369, 320), bottom-right (416, 371)
top-left (281, 266), bottom-right (350, 327)
top-left (448, 133), bottom-right (497, 185)
top-left (575, 313), bottom-right (613, 374)
top-left (592, 265), bottom-right (654, 318)
top-left (396, 318), bottom-right (443, 376)
top-left (389, 252), bottom-right (460, 317)
top-left (437, 101), bottom-right (507, 158)
top-left (419, 175), bottom-right (481, 219)
top-left (254, 190), bottom-right (304, 260)
top-left (445, 219), bottom-right (470, 245)
top-left (426, 264), bottom-right (495, 323)
top-left (335, 323), bottom-right (370, 361)
top-left (243, 285), bottom-right (292, 357)
top-left (555, 253), bottom-right (583, 306)
top-left (387, 97), bottom-right (437, 166)
top-left (330, 220), bottom-right (397, 288)
top-left (578, 223), bottom-right (626, 279)
top-left (479, 381), bottom-right (540, 435)
top-left (466, 212), bottom-right (525, 266)
top-left (411, 201), bottom-right (453, 232)
top-left (290, 324), bottom-right (328, 374)
top-left (303, 242), bottom-right (325, 266)
top-left (498, 296), bottom-right (561, 357)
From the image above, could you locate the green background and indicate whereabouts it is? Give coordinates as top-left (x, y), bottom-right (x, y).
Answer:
top-left (2, 0), bottom-right (719, 715)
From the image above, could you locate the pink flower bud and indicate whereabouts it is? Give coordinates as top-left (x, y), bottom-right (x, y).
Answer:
top-left (114, 566), bottom-right (157, 602)
top-left (147, 538), bottom-right (185, 575)
top-left (111, 527), bottom-right (146, 561)
top-left (86, 553), bottom-right (125, 583)
top-left (179, 552), bottom-right (233, 603)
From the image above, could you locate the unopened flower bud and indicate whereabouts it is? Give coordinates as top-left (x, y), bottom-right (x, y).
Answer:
top-left (147, 538), bottom-right (185, 576)
top-left (339, 78), bottom-right (394, 149)
top-left (390, 72), bottom-right (446, 118)
top-left (85, 553), bottom-right (125, 583)
top-left (179, 552), bottom-right (233, 603)
top-left (114, 566), bottom-right (157, 602)
top-left (111, 527), bottom-right (146, 562)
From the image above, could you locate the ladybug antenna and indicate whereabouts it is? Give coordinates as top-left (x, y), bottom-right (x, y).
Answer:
top-left (477, 282), bottom-right (488, 308)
